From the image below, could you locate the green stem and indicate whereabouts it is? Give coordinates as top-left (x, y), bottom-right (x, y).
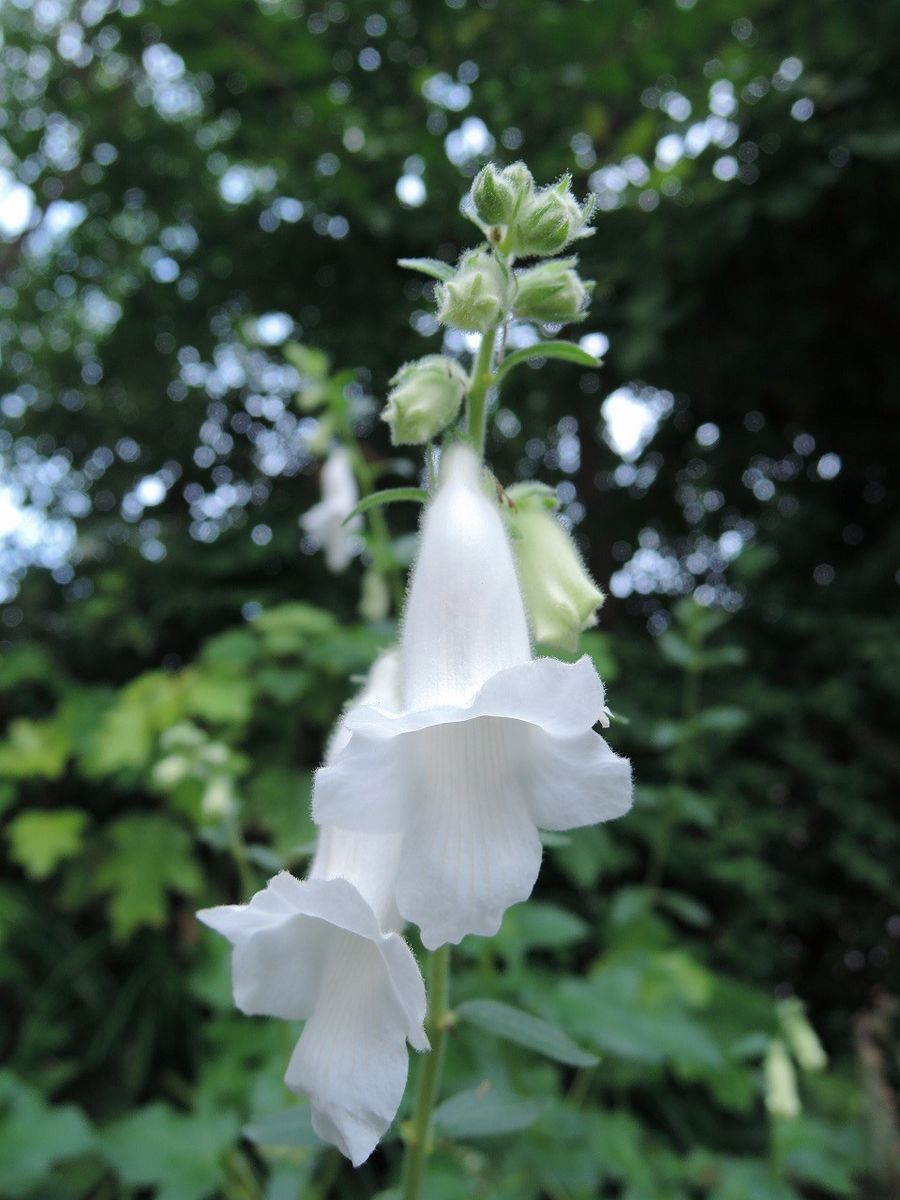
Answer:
top-left (400, 944), bottom-right (452, 1200)
top-left (347, 443), bottom-right (405, 614)
top-left (466, 324), bottom-right (500, 458)
top-left (228, 817), bottom-right (254, 900)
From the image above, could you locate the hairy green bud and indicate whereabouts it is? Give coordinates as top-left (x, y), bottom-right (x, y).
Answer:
top-left (470, 161), bottom-right (533, 225)
top-left (505, 483), bottom-right (604, 652)
top-left (383, 354), bottom-right (468, 445)
top-left (507, 175), bottom-right (597, 258)
top-left (436, 250), bottom-right (509, 333)
top-left (512, 257), bottom-right (593, 324)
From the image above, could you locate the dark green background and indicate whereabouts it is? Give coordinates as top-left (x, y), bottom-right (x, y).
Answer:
top-left (0, 1), bottom-right (897, 1197)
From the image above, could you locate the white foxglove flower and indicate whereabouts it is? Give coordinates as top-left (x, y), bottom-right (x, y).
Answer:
top-left (314, 445), bottom-right (632, 949)
top-left (300, 447), bottom-right (362, 572)
top-left (198, 652), bottom-right (427, 1167)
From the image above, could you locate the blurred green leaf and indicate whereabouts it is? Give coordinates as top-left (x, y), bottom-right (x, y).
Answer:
top-left (432, 1086), bottom-right (546, 1139)
top-left (457, 999), bottom-right (599, 1067)
top-left (6, 809), bottom-right (88, 880)
top-left (100, 1103), bottom-right (239, 1200)
top-left (0, 1070), bottom-right (94, 1196)
top-left (93, 815), bottom-right (202, 938)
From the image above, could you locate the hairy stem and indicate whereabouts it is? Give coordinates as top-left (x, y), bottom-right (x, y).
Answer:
top-left (400, 944), bottom-right (452, 1200)
top-left (466, 325), bottom-right (500, 458)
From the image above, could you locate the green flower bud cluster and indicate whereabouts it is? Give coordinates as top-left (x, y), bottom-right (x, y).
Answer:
top-left (504, 482), bottom-right (604, 652)
top-left (512, 257), bottom-right (594, 326)
top-left (382, 354), bottom-right (468, 445)
top-left (470, 163), bottom-right (596, 259)
top-left (435, 249), bottom-right (511, 334)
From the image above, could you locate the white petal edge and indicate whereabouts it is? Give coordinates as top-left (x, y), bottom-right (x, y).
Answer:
top-left (198, 874), bottom-right (382, 1020)
top-left (343, 655), bottom-right (606, 741)
top-left (523, 726), bottom-right (633, 831)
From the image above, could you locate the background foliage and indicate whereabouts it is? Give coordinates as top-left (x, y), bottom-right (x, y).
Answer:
top-left (1, 0), bottom-right (898, 1197)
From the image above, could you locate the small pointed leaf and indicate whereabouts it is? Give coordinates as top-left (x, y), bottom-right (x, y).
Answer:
top-left (397, 257), bottom-right (455, 282)
top-left (341, 487), bottom-right (429, 526)
top-left (494, 341), bottom-right (601, 384)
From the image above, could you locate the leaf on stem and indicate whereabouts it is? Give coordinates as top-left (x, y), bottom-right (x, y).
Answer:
top-left (456, 998), bottom-right (599, 1067)
top-left (397, 257), bottom-right (455, 282)
top-left (493, 340), bottom-right (601, 384)
top-left (341, 487), bottom-right (429, 526)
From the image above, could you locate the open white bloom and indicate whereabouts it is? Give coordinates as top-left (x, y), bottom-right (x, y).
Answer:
top-left (198, 653), bottom-right (428, 1167)
top-left (300, 447), bottom-right (362, 572)
top-left (314, 445), bottom-right (632, 949)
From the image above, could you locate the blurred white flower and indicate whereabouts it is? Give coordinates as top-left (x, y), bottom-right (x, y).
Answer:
top-left (198, 652), bottom-right (427, 1166)
top-left (314, 445), bottom-right (632, 949)
top-left (300, 447), bottom-right (362, 572)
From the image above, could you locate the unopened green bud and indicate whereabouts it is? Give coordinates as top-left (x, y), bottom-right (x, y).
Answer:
top-left (764, 1039), bottom-right (801, 1119)
top-left (779, 999), bottom-right (827, 1072)
top-left (513, 257), bottom-right (593, 325)
top-left (383, 354), bottom-right (468, 445)
top-left (471, 161), bottom-right (533, 225)
top-left (436, 250), bottom-right (509, 333)
top-left (509, 175), bottom-right (596, 258)
top-left (505, 483), bottom-right (604, 652)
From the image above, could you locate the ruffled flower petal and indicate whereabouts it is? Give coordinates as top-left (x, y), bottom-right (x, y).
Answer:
top-left (285, 934), bottom-right (419, 1166)
top-left (522, 727), bottom-right (633, 831)
top-left (393, 719), bottom-right (543, 948)
top-left (199, 871), bottom-right (427, 1165)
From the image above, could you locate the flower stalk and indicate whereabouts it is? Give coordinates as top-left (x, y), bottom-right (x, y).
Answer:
top-left (400, 944), bottom-right (452, 1200)
top-left (466, 321), bottom-right (501, 457)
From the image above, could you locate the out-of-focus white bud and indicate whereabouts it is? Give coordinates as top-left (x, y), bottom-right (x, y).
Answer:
top-left (300, 447), bottom-right (362, 573)
top-left (779, 999), bottom-right (828, 1072)
top-left (512, 257), bottom-right (593, 325)
top-left (358, 567), bottom-right (391, 623)
top-left (470, 162), bottom-right (532, 226)
top-left (436, 250), bottom-right (509, 333)
top-left (382, 354), bottom-right (468, 445)
top-left (505, 482), bottom-right (604, 652)
top-left (507, 176), bottom-right (596, 258)
top-left (202, 774), bottom-right (237, 819)
top-left (764, 1038), bottom-right (801, 1119)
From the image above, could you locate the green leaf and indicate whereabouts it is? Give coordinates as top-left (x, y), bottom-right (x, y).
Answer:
top-left (242, 1105), bottom-right (323, 1152)
top-left (432, 1085), bottom-right (546, 1139)
top-left (0, 717), bottom-right (71, 780)
top-left (0, 1070), bottom-right (95, 1195)
top-left (456, 999), bottom-right (599, 1067)
top-left (100, 1103), bottom-right (239, 1200)
top-left (397, 256), bottom-right (455, 281)
top-left (342, 487), bottom-right (429, 526)
top-left (94, 815), bottom-right (202, 939)
top-left (493, 340), bottom-right (600, 384)
top-left (6, 809), bottom-right (88, 880)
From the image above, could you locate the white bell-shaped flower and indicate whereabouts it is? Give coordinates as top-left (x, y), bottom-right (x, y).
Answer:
top-left (314, 445), bottom-right (632, 949)
top-left (198, 652), bottom-right (427, 1167)
top-left (300, 447), bottom-right (362, 572)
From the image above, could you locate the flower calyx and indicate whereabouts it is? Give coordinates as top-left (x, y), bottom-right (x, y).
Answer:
top-left (435, 249), bottom-right (510, 333)
top-left (382, 354), bottom-right (468, 446)
top-left (512, 257), bottom-right (594, 326)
